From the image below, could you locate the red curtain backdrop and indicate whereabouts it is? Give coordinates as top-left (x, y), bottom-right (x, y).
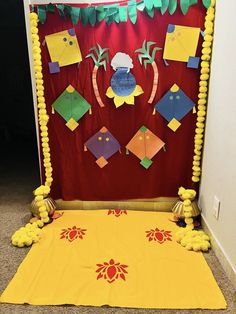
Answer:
top-left (37, 2), bottom-right (205, 201)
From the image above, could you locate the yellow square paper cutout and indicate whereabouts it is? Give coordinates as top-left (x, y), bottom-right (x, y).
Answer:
top-left (66, 118), bottom-right (79, 131)
top-left (163, 24), bottom-right (200, 62)
top-left (45, 28), bottom-right (82, 67)
top-left (168, 118), bottom-right (181, 132)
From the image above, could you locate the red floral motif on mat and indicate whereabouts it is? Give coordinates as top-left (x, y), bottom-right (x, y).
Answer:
top-left (145, 228), bottom-right (172, 244)
top-left (60, 226), bottom-right (86, 242)
top-left (107, 209), bottom-right (127, 217)
top-left (96, 259), bottom-right (128, 283)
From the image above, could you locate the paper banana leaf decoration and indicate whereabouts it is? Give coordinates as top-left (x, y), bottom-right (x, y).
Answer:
top-left (135, 40), bottom-right (162, 104)
top-left (86, 44), bottom-right (109, 108)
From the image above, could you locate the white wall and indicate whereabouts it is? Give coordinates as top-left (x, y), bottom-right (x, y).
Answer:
top-left (199, 0), bottom-right (236, 274)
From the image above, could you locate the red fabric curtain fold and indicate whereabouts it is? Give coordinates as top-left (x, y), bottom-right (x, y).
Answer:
top-left (38, 3), bottom-right (205, 200)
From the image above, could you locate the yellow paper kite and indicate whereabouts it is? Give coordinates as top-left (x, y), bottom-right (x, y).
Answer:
top-left (45, 28), bottom-right (82, 73)
top-left (163, 24), bottom-right (200, 65)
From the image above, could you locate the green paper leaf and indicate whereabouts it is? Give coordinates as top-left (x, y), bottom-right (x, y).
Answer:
top-left (151, 46), bottom-right (162, 61)
top-left (47, 3), bottom-right (55, 13)
top-left (137, 2), bottom-right (146, 11)
top-left (202, 0), bottom-right (211, 9)
top-left (95, 6), bottom-right (104, 12)
top-left (168, 0), bottom-right (177, 15)
top-left (128, 1), bottom-right (137, 24)
top-left (146, 8), bottom-right (155, 17)
top-left (57, 4), bottom-right (65, 17)
top-left (86, 53), bottom-right (98, 66)
top-left (80, 8), bottom-right (89, 26)
top-left (90, 46), bottom-right (99, 57)
top-left (70, 7), bottom-right (80, 25)
top-left (88, 7), bottom-right (96, 26)
top-left (101, 52), bottom-right (109, 63)
top-left (153, 0), bottom-right (162, 8)
top-left (105, 15), bottom-right (113, 25)
top-left (106, 7), bottom-right (118, 17)
top-left (180, 0), bottom-right (190, 14)
top-left (145, 0), bottom-right (154, 11)
top-left (99, 60), bottom-right (107, 70)
top-left (64, 5), bottom-right (72, 15)
top-left (189, 0), bottom-right (198, 4)
top-left (144, 58), bottom-right (152, 68)
top-left (38, 6), bottom-right (46, 24)
top-left (119, 6), bottom-right (128, 22)
top-left (97, 8), bottom-right (106, 22)
top-left (160, 0), bottom-right (169, 14)
top-left (114, 12), bottom-right (120, 23)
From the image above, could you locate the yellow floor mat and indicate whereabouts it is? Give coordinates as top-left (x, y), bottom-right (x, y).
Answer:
top-left (0, 210), bottom-right (227, 309)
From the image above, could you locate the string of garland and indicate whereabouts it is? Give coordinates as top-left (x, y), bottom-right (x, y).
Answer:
top-left (192, 0), bottom-right (215, 183)
top-left (35, 0), bottom-right (212, 26)
top-left (175, 187), bottom-right (211, 252)
top-left (11, 12), bottom-right (53, 248)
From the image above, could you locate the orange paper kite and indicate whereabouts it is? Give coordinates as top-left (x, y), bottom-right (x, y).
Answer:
top-left (126, 126), bottom-right (165, 169)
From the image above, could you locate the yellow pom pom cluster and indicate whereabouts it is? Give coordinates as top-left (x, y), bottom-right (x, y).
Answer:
top-left (11, 13), bottom-right (54, 247)
top-left (192, 1), bottom-right (215, 184)
top-left (176, 187), bottom-right (211, 252)
top-left (11, 221), bottom-right (43, 247)
top-left (176, 229), bottom-right (211, 252)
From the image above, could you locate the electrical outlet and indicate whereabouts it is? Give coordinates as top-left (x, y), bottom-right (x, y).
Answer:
top-left (213, 196), bottom-right (220, 220)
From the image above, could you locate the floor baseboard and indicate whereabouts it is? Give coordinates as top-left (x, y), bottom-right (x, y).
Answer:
top-left (202, 215), bottom-right (236, 291)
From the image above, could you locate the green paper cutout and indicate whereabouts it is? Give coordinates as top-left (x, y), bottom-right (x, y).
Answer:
top-left (140, 156), bottom-right (153, 169)
top-left (96, 7), bottom-right (106, 22)
top-left (38, 6), bottom-right (46, 24)
top-left (71, 7), bottom-right (80, 25)
top-left (119, 6), bottom-right (128, 21)
top-left (153, 0), bottom-right (162, 8)
top-left (140, 126), bottom-right (148, 133)
top-left (86, 44), bottom-right (109, 70)
top-left (47, 3), bottom-right (55, 13)
top-left (105, 16), bottom-right (113, 25)
top-left (145, 0), bottom-right (154, 11)
top-left (128, 0), bottom-right (137, 24)
top-left (106, 7), bottom-right (118, 17)
top-left (146, 8), bottom-right (155, 17)
top-left (180, 0), bottom-right (190, 14)
top-left (81, 8), bottom-right (89, 26)
top-left (135, 40), bottom-right (162, 68)
top-left (88, 7), bottom-right (96, 26)
top-left (189, 0), bottom-right (198, 4)
top-left (37, 0), bottom-right (206, 26)
top-left (114, 11), bottom-right (120, 23)
top-left (202, 0), bottom-right (211, 8)
top-left (52, 86), bottom-right (91, 123)
top-left (137, 2), bottom-right (146, 11)
top-left (168, 0), bottom-right (177, 15)
top-left (56, 4), bottom-right (65, 17)
top-left (160, 0), bottom-right (169, 14)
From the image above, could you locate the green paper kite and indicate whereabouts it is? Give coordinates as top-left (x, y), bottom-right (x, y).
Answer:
top-left (52, 85), bottom-right (91, 131)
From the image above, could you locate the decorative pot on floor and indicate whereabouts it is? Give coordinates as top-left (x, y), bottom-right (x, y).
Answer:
top-left (30, 196), bottom-right (56, 218)
top-left (172, 200), bottom-right (200, 219)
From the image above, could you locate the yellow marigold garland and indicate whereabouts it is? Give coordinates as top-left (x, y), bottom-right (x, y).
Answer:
top-left (175, 187), bottom-right (211, 252)
top-left (192, 0), bottom-right (216, 183)
top-left (11, 12), bottom-right (53, 247)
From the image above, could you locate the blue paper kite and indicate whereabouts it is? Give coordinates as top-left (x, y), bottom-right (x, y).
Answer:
top-left (155, 84), bottom-right (195, 132)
